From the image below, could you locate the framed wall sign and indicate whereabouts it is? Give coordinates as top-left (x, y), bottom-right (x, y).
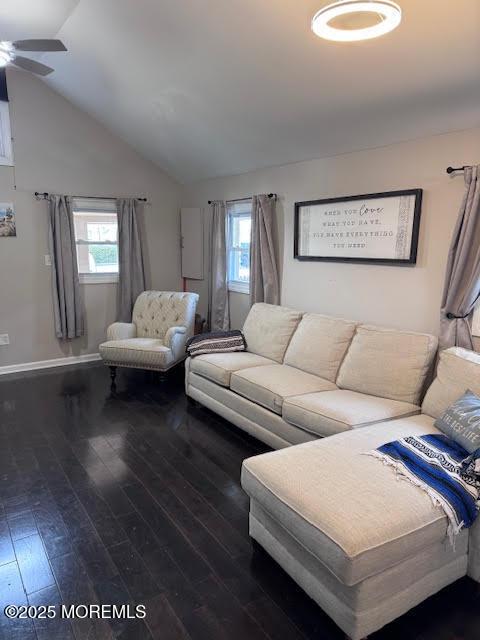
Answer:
top-left (294, 189), bottom-right (422, 265)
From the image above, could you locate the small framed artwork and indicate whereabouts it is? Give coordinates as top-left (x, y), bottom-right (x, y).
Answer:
top-left (294, 189), bottom-right (422, 265)
top-left (0, 202), bottom-right (16, 237)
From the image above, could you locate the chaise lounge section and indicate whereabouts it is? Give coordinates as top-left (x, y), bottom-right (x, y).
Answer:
top-left (241, 347), bottom-right (480, 639)
top-left (186, 303), bottom-right (480, 637)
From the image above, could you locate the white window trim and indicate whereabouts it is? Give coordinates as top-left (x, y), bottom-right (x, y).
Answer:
top-left (79, 273), bottom-right (118, 285)
top-left (228, 280), bottom-right (249, 295)
top-left (0, 101), bottom-right (14, 166)
top-left (73, 198), bottom-right (119, 284)
top-left (227, 200), bottom-right (251, 295)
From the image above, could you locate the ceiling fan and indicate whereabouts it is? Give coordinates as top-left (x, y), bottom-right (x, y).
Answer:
top-left (0, 39), bottom-right (67, 76)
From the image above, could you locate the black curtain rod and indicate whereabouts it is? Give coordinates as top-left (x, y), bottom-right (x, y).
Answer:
top-left (208, 193), bottom-right (276, 205)
top-left (34, 191), bottom-right (147, 202)
top-left (446, 166), bottom-right (470, 174)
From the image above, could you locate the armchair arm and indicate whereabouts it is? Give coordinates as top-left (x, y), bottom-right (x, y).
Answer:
top-left (107, 322), bottom-right (137, 341)
top-left (163, 325), bottom-right (187, 350)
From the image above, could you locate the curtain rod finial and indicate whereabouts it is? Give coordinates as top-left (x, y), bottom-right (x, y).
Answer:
top-left (446, 165), bottom-right (468, 174)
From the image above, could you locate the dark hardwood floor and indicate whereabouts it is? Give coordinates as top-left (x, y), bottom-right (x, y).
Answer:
top-left (0, 363), bottom-right (479, 640)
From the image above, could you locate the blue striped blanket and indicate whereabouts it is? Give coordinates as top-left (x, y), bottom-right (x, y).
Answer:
top-left (367, 434), bottom-right (480, 544)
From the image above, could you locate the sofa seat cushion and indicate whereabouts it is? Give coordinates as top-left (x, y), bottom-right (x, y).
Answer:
top-left (242, 415), bottom-right (447, 586)
top-left (230, 365), bottom-right (336, 414)
top-left (99, 338), bottom-right (173, 368)
top-left (189, 352), bottom-right (276, 387)
top-left (337, 325), bottom-right (438, 405)
top-left (283, 390), bottom-right (420, 438)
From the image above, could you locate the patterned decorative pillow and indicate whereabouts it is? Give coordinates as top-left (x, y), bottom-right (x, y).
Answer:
top-left (186, 330), bottom-right (247, 357)
top-left (435, 390), bottom-right (480, 454)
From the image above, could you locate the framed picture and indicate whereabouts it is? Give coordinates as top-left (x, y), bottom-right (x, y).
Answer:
top-left (294, 189), bottom-right (422, 265)
top-left (0, 202), bottom-right (16, 237)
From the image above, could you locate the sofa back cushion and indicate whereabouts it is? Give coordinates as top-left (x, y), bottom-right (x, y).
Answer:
top-left (242, 303), bottom-right (303, 363)
top-left (284, 313), bottom-right (357, 382)
top-left (422, 347), bottom-right (480, 419)
top-left (336, 325), bottom-right (438, 404)
top-left (133, 291), bottom-right (198, 340)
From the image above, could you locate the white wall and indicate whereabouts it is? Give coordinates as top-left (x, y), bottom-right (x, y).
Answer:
top-left (182, 127), bottom-right (480, 335)
top-left (0, 69), bottom-right (181, 368)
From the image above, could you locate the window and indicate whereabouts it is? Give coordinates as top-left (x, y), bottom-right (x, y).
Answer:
top-left (73, 198), bottom-right (119, 284)
top-left (227, 199), bottom-right (252, 294)
top-left (0, 101), bottom-right (13, 166)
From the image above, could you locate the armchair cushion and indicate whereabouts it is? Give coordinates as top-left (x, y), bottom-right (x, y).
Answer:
top-left (99, 338), bottom-right (173, 370)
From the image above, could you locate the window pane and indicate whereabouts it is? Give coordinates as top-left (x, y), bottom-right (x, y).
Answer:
top-left (87, 244), bottom-right (119, 273)
top-left (73, 206), bottom-right (119, 274)
top-left (73, 211), bottom-right (118, 242)
top-left (86, 222), bottom-right (117, 242)
top-left (227, 200), bottom-right (252, 289)
top-left (230, 215), bottom-right (251, 250)
top-left (76, 242), bottom-right (119, 274)
top-left (229, 249), bottom-right (250, 283)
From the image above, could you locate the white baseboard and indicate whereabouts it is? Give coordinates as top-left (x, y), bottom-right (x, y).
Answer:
top-left (0, 353), bottom-right (102, 376)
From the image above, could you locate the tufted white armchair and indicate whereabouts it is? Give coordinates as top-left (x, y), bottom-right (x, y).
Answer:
top-left (99, 291), bottom-right (199, 382)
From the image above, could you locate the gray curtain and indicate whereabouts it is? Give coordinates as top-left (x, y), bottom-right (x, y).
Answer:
top-left (440, 165), bottom-right (480, 350)
top-left (250, 194), bottom-right (280, 306)
top-left (117, 198), bottom-right (146, 322)
top-left (48, 195), bottom-right (84, 339)
top-left (209, 200), bottom-right (229, 330)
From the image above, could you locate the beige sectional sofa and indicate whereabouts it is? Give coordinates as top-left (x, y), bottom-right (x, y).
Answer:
top-left (242, 346), bottom-right (480, 639)
top-left (185, 303), bottom-right (480, 638)
top-left (185, 302), bottom-right (438, 448)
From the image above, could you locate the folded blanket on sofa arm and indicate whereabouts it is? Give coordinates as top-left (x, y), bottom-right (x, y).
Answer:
top-left (186, 330), bottom-right (247, 357)
top-left (366, 434), bottom-right (480, 544)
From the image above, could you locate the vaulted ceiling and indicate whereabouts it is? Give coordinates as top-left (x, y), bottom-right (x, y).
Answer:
top-left (3, 0), bottom-right (480, 183)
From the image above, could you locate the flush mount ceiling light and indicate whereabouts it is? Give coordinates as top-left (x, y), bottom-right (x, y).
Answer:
top-left (312, 1), bottom-right (402, 42)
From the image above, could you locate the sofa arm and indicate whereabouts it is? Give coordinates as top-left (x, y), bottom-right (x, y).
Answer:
top-left (107, 322), bottom-right (136, 341)
top-left (468, 518), bottom-right (480, 583)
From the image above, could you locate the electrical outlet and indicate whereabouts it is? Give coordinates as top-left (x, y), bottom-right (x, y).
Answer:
top-left (0, 334), bottom-right (9, 346)
top-left (44, 254), bottom-right (52, 266)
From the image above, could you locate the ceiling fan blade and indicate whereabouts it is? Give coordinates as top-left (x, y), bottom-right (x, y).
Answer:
top-left (12, 39), bottom-right (67, 52)
top-left (13, 56), bottom-right (54, 76)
